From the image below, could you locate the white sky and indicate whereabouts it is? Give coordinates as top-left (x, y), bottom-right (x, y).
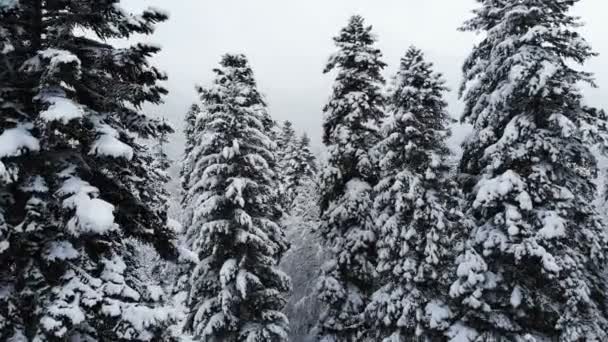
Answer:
top-left (124, 0), bottom-right (608, 159)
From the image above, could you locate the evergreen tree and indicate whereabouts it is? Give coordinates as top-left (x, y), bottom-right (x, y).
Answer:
top-left (152, 119), bottom-right (172, 175)
top-left (276, 120), bottom-right (298, 211)
top-left (149, 119), bottom-right (173, 215)
top-left (292, 134), bottom-right (318, 185)
top-left (277, 121), bottom-right (297, 161)
top-left (181, 54), bottom-right (291, 342)
top-left (181, 103), bottom-right (203, 231)
top-left (280, 131), bottom-right (318, 211)
top-left (0, 1), bottom-right (177, 340)
top-left (316, 15), bottom-right (386, 341)
top-left (450, 1), bottom-right (608, 340)
top-left (365, 47), bottom-right (462, 341)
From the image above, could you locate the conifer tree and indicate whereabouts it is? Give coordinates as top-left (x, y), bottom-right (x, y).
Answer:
top-left (450, 1), bottom-right (608, 340)
top-left (276, 120), bottom-right (298, 210)
top-left (0, 1), bottom-right (177, 340)
top-left (280, 131), bottom-right (318, 211)
top-left (149, 119), bottom-right (173, 215)
top-left (181, 54), bottom-right (291, 342)
top-left (181, 103), bottom-right (203, 230)
top-left (277, 121), bottom-right (297, 161)
top-left (316, 15), bottom-right (385, 341)
top-left (365, 47), bottom-right (461, 341)
top-left (292, 134), bottom-right (318, 185)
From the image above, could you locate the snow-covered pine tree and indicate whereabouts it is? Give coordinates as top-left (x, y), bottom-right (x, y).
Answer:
top-left (292, 134), bottom-right (318, 186)
top-left (276, 120), bottom-right (298, 210)
top-left (149, 119), bottom-right (173, 216)
top-left (182, 53), bottom-right (291, 342)
top-left (0, 1), bottom-right (178, 341)
top-left (317, 15), bottom-right (386, 341)
top-left (152, 119), bottom-right (172, 178)
top-left (181, 104), bottom-right (202, 192)
top-left (450, 1), bottom-right (608, 340)
top-left (277, 121), bottom-right (297, 162)
top-left (280, 131), bottom-right (318, 211)
top-left (365, 46), bottom-right (462, 341)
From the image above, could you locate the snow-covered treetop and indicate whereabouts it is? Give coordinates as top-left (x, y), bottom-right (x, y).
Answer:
top-left (379, 46), bottom-right (451, 176)
top-left (452, 1), bottom-right (608, 339)
top-left (321, 15), bottom-right (386, 209)
top-left (323, 15), bottom-right (386, 147)
top-left (460, 0), bottom-right (597, 162)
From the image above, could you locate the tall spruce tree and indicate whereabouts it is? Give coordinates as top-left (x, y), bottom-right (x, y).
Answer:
top-left (0, 1), bottom-right (177, 340)
top-left (181, 54), bottom-right (291, 342)
top-left (317, 15), bottom-right (386, 341)
top-left (450, 1), bottom-right (608, 340)
top-left (276, 121), bottom-right (298, 210)
top-left (149, 119), bottom-right (173, 216)
top-left (365, 47), bottom-right (462, 341)
top-left (277, 121), bottom-right (297, 162)
top-left (280, 131), bottom-right (318, 212)
top-left (291, 134), bottom-right (318, 186)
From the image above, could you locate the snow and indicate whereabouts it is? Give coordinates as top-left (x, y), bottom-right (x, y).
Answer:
top-left (148, 285), bottom-right (164, 302)
top-left (1, 42), bottom-right (14, 54)
top-left (344, 178), bottom-right (372, 200)
top-left (0, 241), bottom-right (8, 254)
top-left (530, 60), bottom-right (558, 95)
top-left (40, 96), bottom-right (85, 123)
top-left (58, 170), bottom-right (117, 236)
top-left (167, 218), bottom-right (183, 233)
top-left (72, 196), bottom-right (115, 235)
top-left (510, 286), bottom-right (523, 308)
top-left (221, 139), bottom-right (241, 159)
top-left (219, 259), bottom-right (237, 287)
top-left (474, 170), bottom-right (525, 208)
top-left (90, 119), bottom-right (134, 160)
top-left (0, 124), bottom-right (40, 158)
top-left (549, 113), bottom-right (576, 138)
top-left (446, 322), bottom-right (478, 342)
top-left (0, 124), bottom-right (39, 183)
top-left (236, 270), bottom-right (250, 299)
top-left (147, 6), bottom-right (170, 18)
top-left (19, 175), bottom-right (49, 193)
top-left (39, 48), bottom-right (81, 76)
top-left (425, 300), bottom-right (451, 329)
top-left (538, 211), bottom-right (566, 239)
top-left (226, 177), bottom-right (250, 207)
top-left (45, 241), bottom-right (79, 261)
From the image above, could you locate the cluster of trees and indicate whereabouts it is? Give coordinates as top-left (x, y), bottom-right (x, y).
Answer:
top-left (312, 4), bottom-right (608, 342)
top-left (2, 0), bottom-right (608, 342)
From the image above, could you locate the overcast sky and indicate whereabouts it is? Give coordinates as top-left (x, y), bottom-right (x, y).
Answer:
top-left (124, 0), bottom-right (608, 159)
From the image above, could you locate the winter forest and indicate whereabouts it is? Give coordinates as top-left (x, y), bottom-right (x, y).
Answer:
top-left (3, 0), bottom-right (608, 341)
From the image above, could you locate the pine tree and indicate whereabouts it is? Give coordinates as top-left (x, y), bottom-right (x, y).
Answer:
top-left (277, 121), bottom-right (297, 161)
top-left (316, 15), bottom-right (386, 341)
top-left (276, 120), bottom-right (298, 211)
top-left (280, 131), bottom-right (318, 211)
top-left (181, 103), bottom-right (203, 232)
top-left (181, 54), bottom-right (291, 341)
top-left (450, 1), bottom-right (608, 340)
top-left (365, 47), bottom-right (462, 341)
top-left (149, 119), bottom-right (173, 215)
top-left (291, 134), bottom-right (318, 185)
top-left (0, 1), bottom-right (177, 340)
